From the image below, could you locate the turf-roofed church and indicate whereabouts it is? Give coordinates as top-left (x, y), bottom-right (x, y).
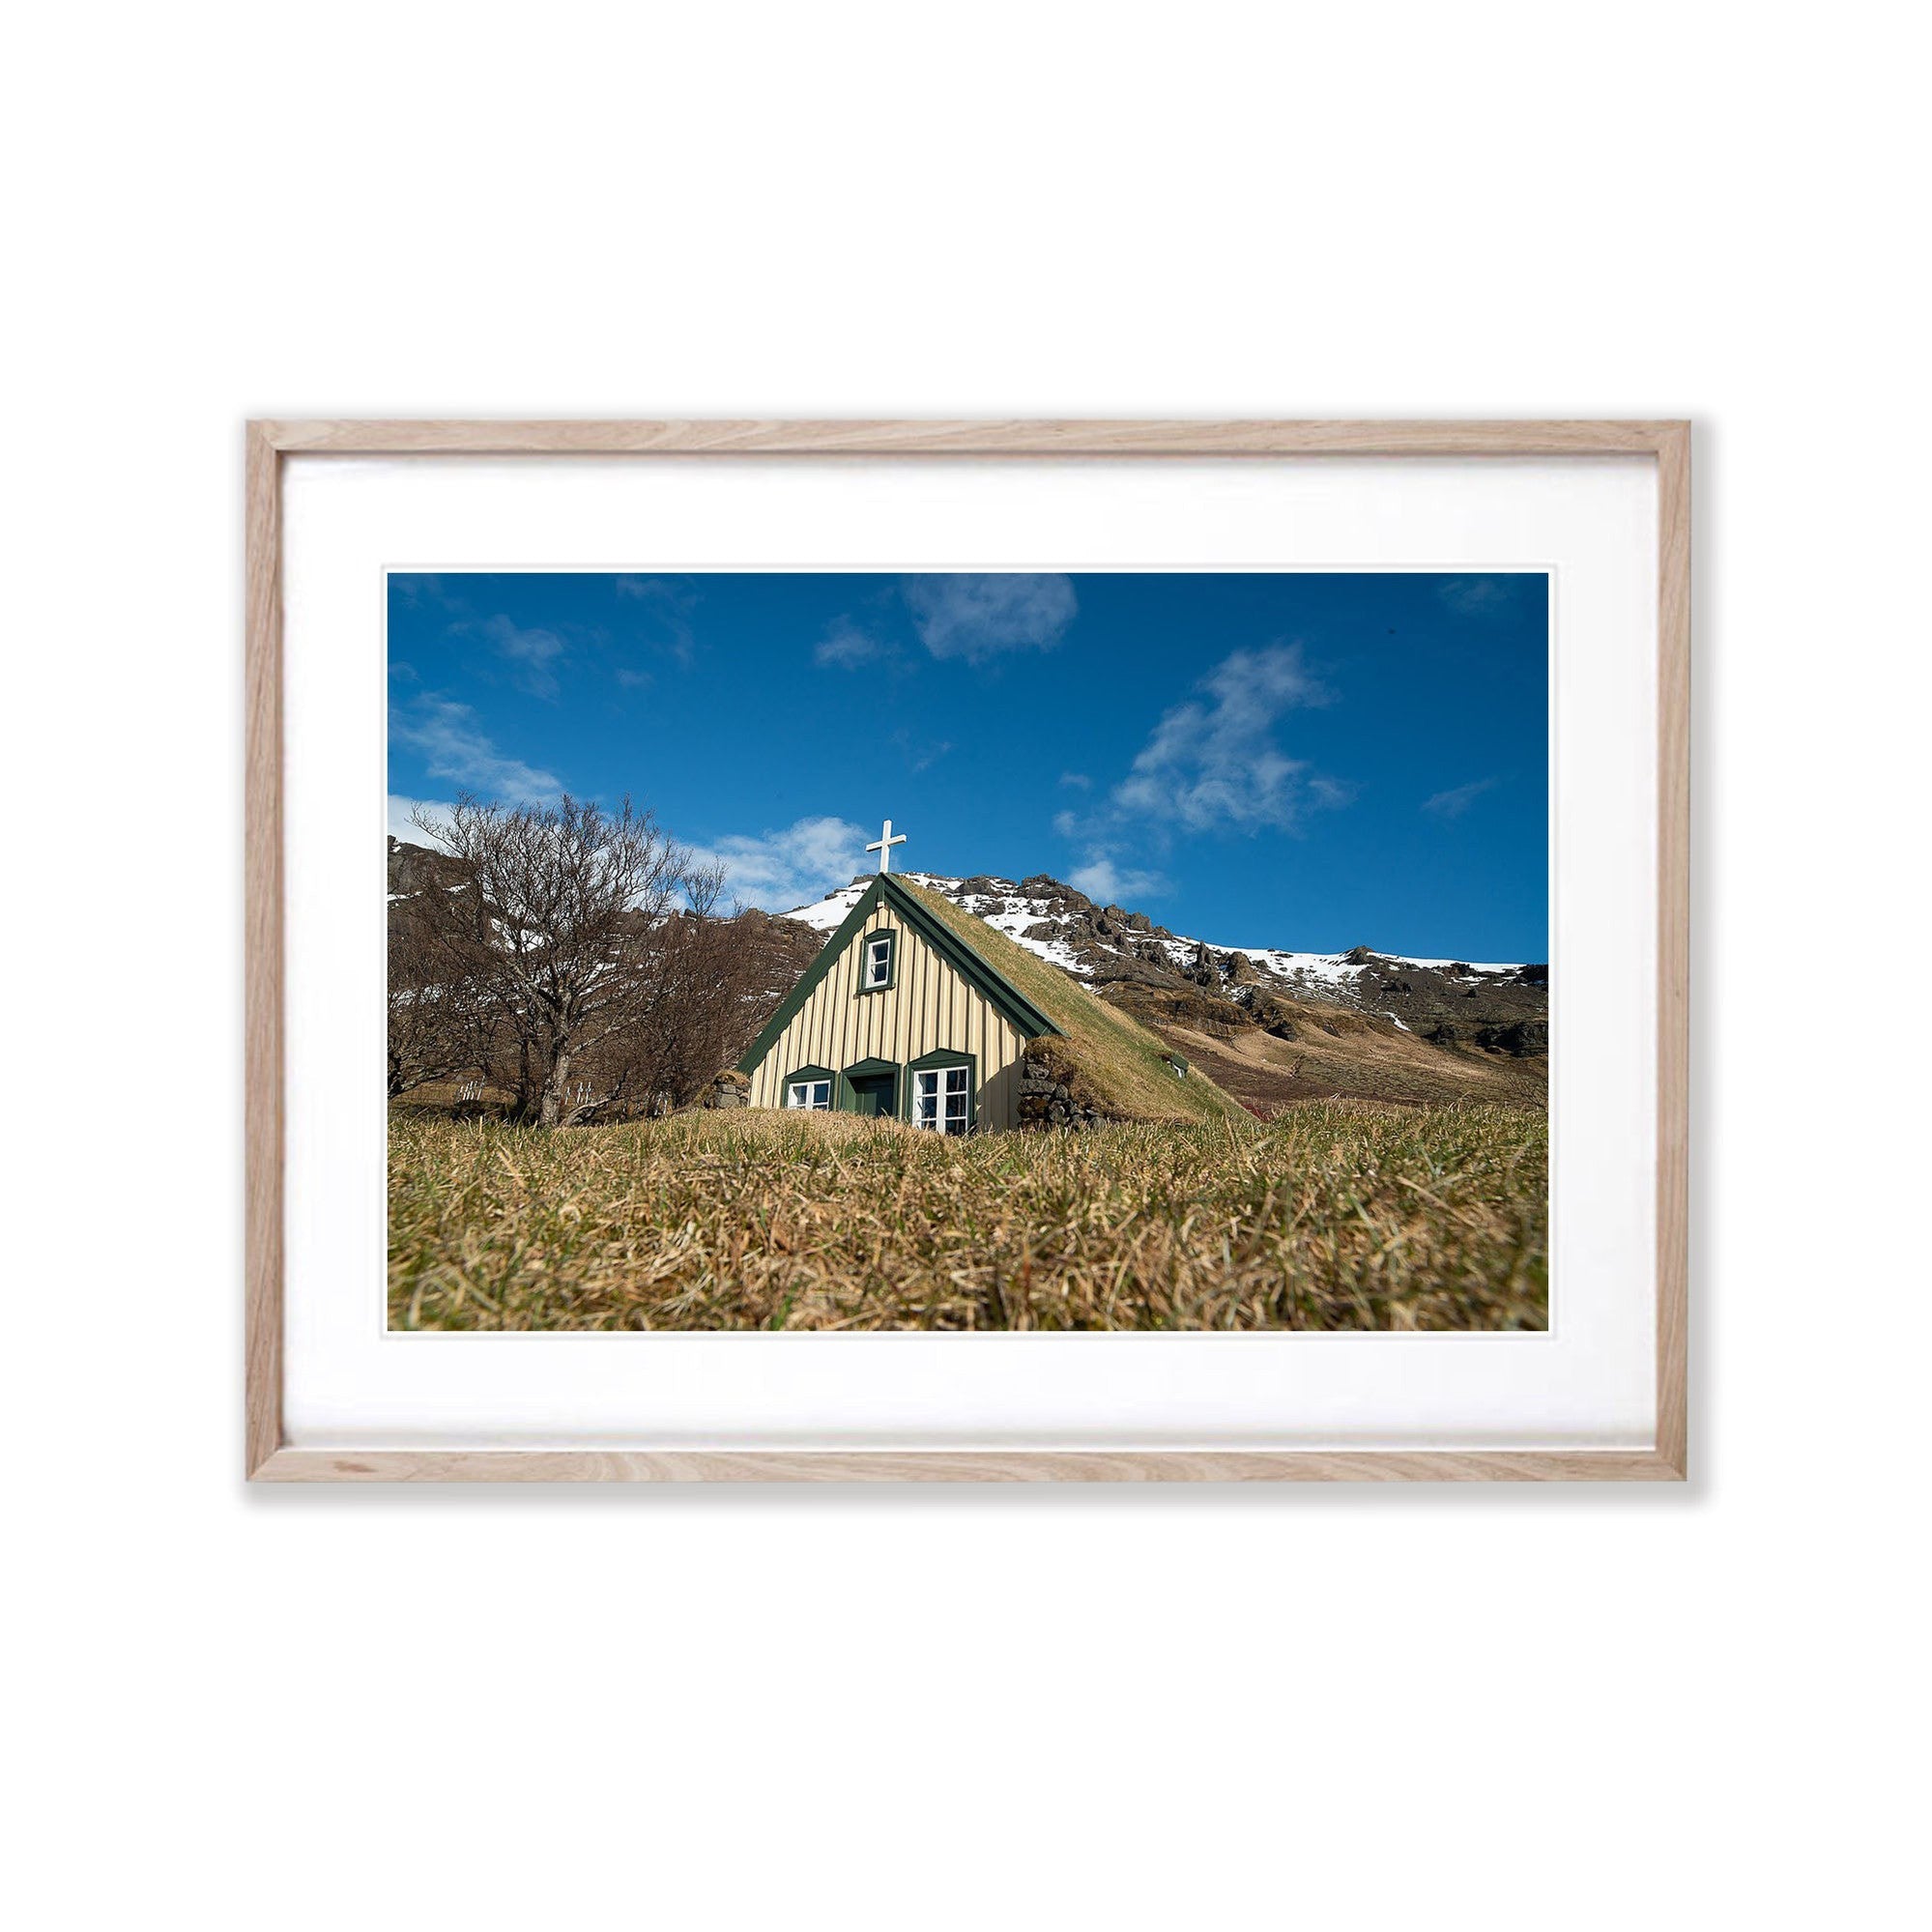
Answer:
top-left (738, 822), bottom-right (1063, 1134)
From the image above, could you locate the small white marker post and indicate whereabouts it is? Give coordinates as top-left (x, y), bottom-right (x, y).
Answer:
top-left (866, 818), bottom-right (908, 874)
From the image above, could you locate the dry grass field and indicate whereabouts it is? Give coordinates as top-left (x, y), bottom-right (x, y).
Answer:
top-left (389, 1103), bottom-right (1548, 1332)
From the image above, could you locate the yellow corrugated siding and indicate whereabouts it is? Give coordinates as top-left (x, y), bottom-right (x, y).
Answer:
top-left (747, 902), bottom-right (1027, 1129)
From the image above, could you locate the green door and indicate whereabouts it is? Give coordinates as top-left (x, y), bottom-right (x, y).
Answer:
top-left (849, 1072), bottom-right (896, 1117)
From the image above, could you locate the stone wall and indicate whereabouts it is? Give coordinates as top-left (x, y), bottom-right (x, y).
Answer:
top-left (702, 1069), bottom-right (751, 1110)
top-left (1015, 1052), bottom-right (1101, 1131)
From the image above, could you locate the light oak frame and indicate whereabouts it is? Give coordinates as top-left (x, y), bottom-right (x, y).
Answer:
top-left (245, 418), bottom-right (1689, 1483)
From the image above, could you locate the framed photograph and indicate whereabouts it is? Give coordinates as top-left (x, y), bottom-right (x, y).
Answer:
top-left (246, 419), bottom-right (1688, 1482)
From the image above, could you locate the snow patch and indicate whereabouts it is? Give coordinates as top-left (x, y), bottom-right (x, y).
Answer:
top-left (1232, 947), bottom-right (1368, 989)
top-left (1387, 956), bottom-right (1521, 976)
top-left (777, 875), bottom-right (1529, 995)
top-left (788, 885), bottom-right (867, 933)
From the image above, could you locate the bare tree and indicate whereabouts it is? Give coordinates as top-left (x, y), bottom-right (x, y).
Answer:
top-left (565, 862), bottom-right (770, 1117)
top-left (406, 795), bottom-right (758, 1127)
top-left (386, 854), bottom-right (503, 1097)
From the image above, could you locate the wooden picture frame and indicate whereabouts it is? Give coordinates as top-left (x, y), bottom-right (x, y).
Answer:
top-left (246, 418), bottom-right (1689, 1483)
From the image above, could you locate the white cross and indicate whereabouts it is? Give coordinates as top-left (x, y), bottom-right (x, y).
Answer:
top-left (866, 818), bottom-right (908, 874)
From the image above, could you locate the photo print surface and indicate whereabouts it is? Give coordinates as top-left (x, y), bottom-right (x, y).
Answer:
top-left (388, 569), bottom-right (1549, 1332)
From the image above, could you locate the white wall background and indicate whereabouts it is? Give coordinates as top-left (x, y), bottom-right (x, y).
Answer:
top-left (7, 6), bottom-right (1925, 1928)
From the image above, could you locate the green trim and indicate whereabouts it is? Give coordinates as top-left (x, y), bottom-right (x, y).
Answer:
top-left (906, 1047), bottom-right (978, 1134)
top-left (780, 1065), bottom-right (838, 1111)
top-left (841, 1056), bottom-right (900, 1118)
top-left (855, 927), bottom-right (897, 995)
top-left (737, 873), bottom-right (1062, 1080)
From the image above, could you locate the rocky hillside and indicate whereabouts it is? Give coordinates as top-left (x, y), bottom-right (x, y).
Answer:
top-left (787, 871), bottom-right (1549, 1112)
top-left (389, 840), bottom-right (1548, 1115)
top-left (387, 836), bottom-right (467, 901)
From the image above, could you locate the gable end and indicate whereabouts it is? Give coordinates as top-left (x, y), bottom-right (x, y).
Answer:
top-left (736, 875), bottom-right (1062, 1077)
top-left (875, 876), bottom-right (1062, 1041)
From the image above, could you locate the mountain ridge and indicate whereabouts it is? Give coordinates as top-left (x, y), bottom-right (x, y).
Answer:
top-left (785, 870), bottom-right (1548, 1113)
top-left (388, 839), bottom-right (1547, 1115)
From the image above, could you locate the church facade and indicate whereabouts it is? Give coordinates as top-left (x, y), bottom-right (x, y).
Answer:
top-left (736, 871), bottom-right (1063, 1134)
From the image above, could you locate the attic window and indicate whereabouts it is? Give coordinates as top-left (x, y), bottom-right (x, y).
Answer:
top-left (785, 1078), bottom-right (833, 1111)
top-left (860, 932), bottom-right (894, 992)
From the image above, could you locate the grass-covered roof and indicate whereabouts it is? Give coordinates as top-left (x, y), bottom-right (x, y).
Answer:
top-left (896, 879), bottom-right (1253, 1127)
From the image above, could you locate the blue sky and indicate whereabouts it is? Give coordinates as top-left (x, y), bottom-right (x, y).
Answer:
top-left (389, 570), bottom-right (1548, 960)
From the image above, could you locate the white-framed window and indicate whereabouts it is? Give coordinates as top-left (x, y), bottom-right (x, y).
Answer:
top-left (785, 1078), bottom-right (833, 1111)
top-left (911, 1064), bottom-right (970, 1136)
top-left (862, 934), bottom-right (893, 990)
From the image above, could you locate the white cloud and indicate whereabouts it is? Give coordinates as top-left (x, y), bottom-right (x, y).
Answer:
top-left (478, 614), bottom-right (567, 698)
top-left (902, 573), bottom-right (1077, 664)
top-left (1058, 770), bottom-right (1091, 790)
top-left (388, 795), bottom-right (455, 847)
top-left (1423, 775), bottom-right (1502, 819)
top-left (815, 618), bottom-right (892, 670)
top-left (389, 696), bottom-right (562, 800)
top-left (612, 575), bottom-right (698, 665)
top-left (686, 815), bottom-right (870, 911)
top-left (1111, 644), bottom-right (1339, 833)
top-left (391, 574), bottom-right (468, 616)
top-left (1437, 574), bottom-right (1537, 617)
top-left (1068, 853), bottom-right (1168, 905)
top-left (893, 730), bottom-right (951, 773)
